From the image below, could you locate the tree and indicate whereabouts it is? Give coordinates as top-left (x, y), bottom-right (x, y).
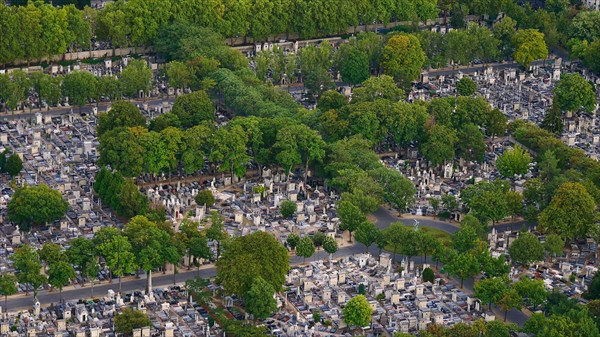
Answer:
top-left (497, 145), bottom-right (531, 180)
top-left (586, 273), bottom-right (600, 300)
top-left (120, 59), bottom-right (153, 98)
top-left (486, 108), bottom-right (508, 139)
top-left (115, 308), bottom-right (152, 337)
top-left (195, 190), bottom-right (215, 207)
top-left (323, 236), bottom-right (338, 257)
top-left (452, 226), bottom-right (479, 253)
top-left (216, 231), bottom-right (289, 295)
top-left (462, 180), bottom-right (510, 225)
top-left (8, 184), bottom-right (69, 232)
top-left (4, 153), bottom-right (22, 178)
top-left (339, 47), bottom-right (370, 86)
top-left (512, 29), bottom-right (548, 68)
top-left (539, 182), bottom-right (596, 239)
top-left (0, 274), bottom-right (18, 310)
top-left (99, 128), bottom-right (145, 177)
top-left (351, 75), bottom-right (404, 103)
top-left (206, 211), bottom-right (227, 259)
top-left (343, 295), bottom-right (372, 328)
top-left (312, 231), bottom-right (326, 250)
top-left (97, 101), bottom-right (146, 137)
top-left (189, 236), bottom-right (211, 275)
top-left (381, 33), bottom-right (425, 88)
top-left (541, 103), bottom-right (564, 135)
top-left (296, 236), bottom-right (315, 262)
top-left (39, 243), bottom-right (66, 266)
top-left (66, 237), bottom-right (99, 296)
top-left (456, 123), bottom-right (486, 163)
top-left (456, 77), bottom-right (477, 96)
top-left (171, 90), bottom-right (215, 128)
top-left (543, 234), bottom-right (564, 262)
top-left (509, 232), bottom-right (544, 265)
top-left (497, 289), bottom-right (523, 321)
top-left (337, 200), bottom-right (366, 242)
top-left (421, 124), bottom-right (457, 167)
top-left (447, 251), bottom-right (480, 287)
top-left (280, 200), bottom-right (297, 218)
top-left (286, 233), bottom-right (300, 251)
top-left (355, 221), bottom-right (380, 252)
top-left (209, 124), bottom-right (251, 179)
top-left (513, 277), bottom-right (547, 309)
top-left (11, 244), bottom-right (46, 301)
top-left (97, 234), bottom-right (136, 293)
top-left (317, 90), bottom-right (347, 112)
top-left (61, 71), bottom-right (98, 109)
top-left (553, 73), bottom-right (597, 114)
top-left (244, 276), bottom-right (277, 320)
top-left (368, 167), bottom-right (415, 212)
top-left (461, 214), bottom-right (488, 240)
top-left (47, 261), bottom-right (76, 301)
top-left (474, 277), bottom-right (509, 311)
top-left (422, 268), bottom-right (435, 283)
top-left (166, 60), bottom-right (193, 91)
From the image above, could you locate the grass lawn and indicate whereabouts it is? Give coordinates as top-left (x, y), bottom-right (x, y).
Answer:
top-left (384, 227), bottom-right (453, 253)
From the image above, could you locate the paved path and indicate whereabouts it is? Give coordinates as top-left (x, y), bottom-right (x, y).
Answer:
top-left (2, 207), bottom-right (532, 326)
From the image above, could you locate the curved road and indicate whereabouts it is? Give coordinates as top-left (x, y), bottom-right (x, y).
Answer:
top-left (3, 207), bottom-right (531, 325)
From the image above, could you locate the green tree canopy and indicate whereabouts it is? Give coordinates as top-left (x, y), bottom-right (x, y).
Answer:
top-left (115, 308), bottom-right (153, 337)
top-left (4, 153), bottom-right (23, 177)
top-left (512, 29), bottom-right (548, 68)
top-left (216, 231), bottom-right (289, 295)
top-left (97, 101), bottom-right (146, 137)
top-left (296, 236), bottom-right (315, 261)
top-left (381, 33), bottom-right (425, 88)
top-left (539, 182), bottom-right (596, 239)
top-left (280, 200), bottom-right (297, 218)
top-left (195, 190), bottom-right (215, 207)
top-left (343, 295), bottom-right (372, 328)
top-left (509, 232), bottom-right (544, 265)
top-left (456, 77), bottom-right (477, 96)
top-left (8, 184), bottom-right (69, 232)
top-left (171, 90), bottom-right (215, 128)
top-left (553, 73), bottom-right (597, 114)
top-left (244, 276), bottom-right (277, 320)
top-left (120, 59), bottom-right (153, 97)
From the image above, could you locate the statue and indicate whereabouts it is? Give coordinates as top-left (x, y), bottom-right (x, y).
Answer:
top-left (413, 219), bottom-right (420, 232)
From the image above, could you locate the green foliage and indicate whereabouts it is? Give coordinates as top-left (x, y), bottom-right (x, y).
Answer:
top-left (216, 231), bottom-right (289, 295)
top-left (509, 232), bottom-right (544, 265)
top-left (462, 180), bottom-right (511, 225)
top-left (338, 47), bottom-right (370, 85)
top-left (195, 190), bottom-right (215, 207)
top-left (513, 276), bottom-right (547, 308)
top-left (553, 73), bottom-right (597, 114)
top-left (539, 182), bottom-right (596, 239)
top-left (343, 295), bottom-right (372, 327)
top-left (114, 308), bottom-right (153, 337)
top-left (456, 77), bottom-right (477, 96)
top-left (62, 71), bottom-right (98, 108)
top-left (446, 251), bottom-right (480, 287)
top-left (323, 236), bottom-right (338, 255)
top-left (382, 33), bottom-right (426, 87)
top-left (48, 261), bottom-right (76, 294)
top-left (8, 184), bottom-right (69, 232)
top-left (543, 234), bottom-right (564, 260)
top-left (4, 153), bottom-right (23, 178)
top-left (586, 273), bottom-right (600, 300)
top-left (286, 233), bottom-right (300, 250)
top-left (172, 90), bottom-right (215, 128)
top-left (296, 236), bottom-right (315, 260)
top-left (355, 221), bottom-right (380, 252)
top-left (456, 123), bottom-right (486, 163)
top-left (0, 274), bottom-right (18, 305)
top-left (10, 244), bottom-right (46, 299)
top-left (244, 276), bottom-right (277, 320)
top-left (337, 200), bottom-right (366, 241)
top-left (422, 268), bottom-right (435, 283)
top-left (97, 101), bottom-right (146, 137)
top-left (512, 29), bottom-right (548, 68)
top-left (120, 59), bottom-right (153, 97)
top-left (474, 277), bottom-right (509, 310)
top-left (280, 200), bottom-right (297, 218)
top-left (421, 124), bottom-right (457, 166)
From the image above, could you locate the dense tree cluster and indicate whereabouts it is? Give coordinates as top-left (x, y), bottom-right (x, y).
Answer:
top-left (7, 184), bottom-right (69, 232)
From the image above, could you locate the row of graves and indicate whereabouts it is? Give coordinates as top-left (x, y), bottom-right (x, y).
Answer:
top-left (0, 285), bottom-right (222, 337)
top-left (416, 58), bottom-right (600, 161)
top-left (141, 168), bottom-right (342, 252)
top-left (378, 138), bottom-right (528, 219)
top-left (487, 226), bottom-right (598, 303)
top-left (283, 254), bottom-right (493, 336)
top-left (0, 112), bottom-right (118, 285)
